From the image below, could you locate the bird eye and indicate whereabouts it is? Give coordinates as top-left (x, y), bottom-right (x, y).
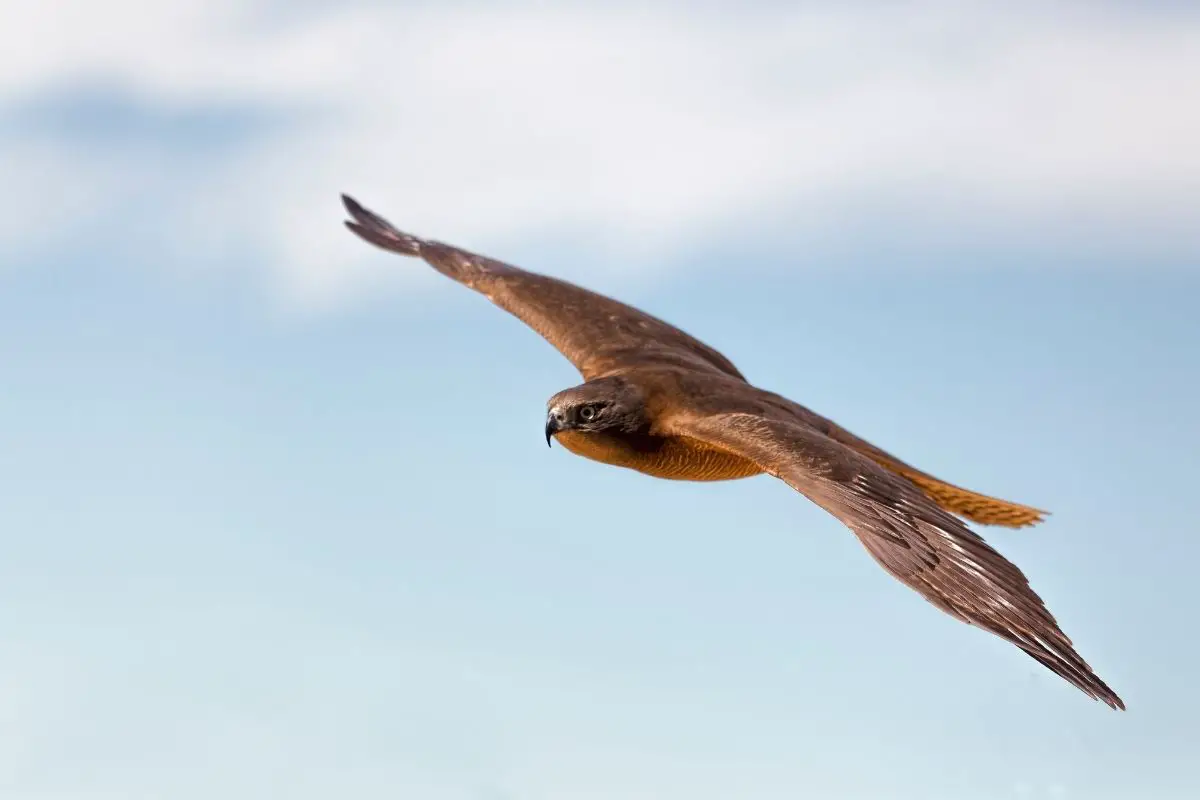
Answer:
top-left (579, 405), bottom-right (597, 421)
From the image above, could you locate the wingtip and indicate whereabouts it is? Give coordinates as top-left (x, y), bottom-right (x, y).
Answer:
top-left (1070, 659), bottom-right (1125, 711)
top-left (341, 192), bottom-right (363, 216)
top-left (339, 193), bottom-right (423, 257)
top-left (1095, 688), bottom-right (1126, 711)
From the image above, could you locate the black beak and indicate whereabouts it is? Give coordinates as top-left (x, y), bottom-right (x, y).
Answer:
top-left (545, 409), bottom-right (564, 447)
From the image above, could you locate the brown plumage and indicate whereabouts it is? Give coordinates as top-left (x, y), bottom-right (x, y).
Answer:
top-left (341, 194), bottom-right (1123, 710)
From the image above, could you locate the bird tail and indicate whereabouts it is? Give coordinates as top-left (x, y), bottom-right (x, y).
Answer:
top-left (891, 468), bottom-right (1047, 528)
top-left (791, 405), bottom-right (1050, 528)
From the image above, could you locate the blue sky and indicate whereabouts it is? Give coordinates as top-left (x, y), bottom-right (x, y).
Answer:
top-left (2, 1), bottom-right (1199, 798)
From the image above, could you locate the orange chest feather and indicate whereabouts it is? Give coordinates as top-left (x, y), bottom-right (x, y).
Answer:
top-left (553, 430), bottom-right (762, 482)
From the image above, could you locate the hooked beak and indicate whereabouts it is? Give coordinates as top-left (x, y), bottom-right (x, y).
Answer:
top-left (545, 407), bottom-right (564, 447)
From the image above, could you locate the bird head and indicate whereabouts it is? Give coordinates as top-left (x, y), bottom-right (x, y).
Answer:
top-left (544, 377), bottom-right (648, 446)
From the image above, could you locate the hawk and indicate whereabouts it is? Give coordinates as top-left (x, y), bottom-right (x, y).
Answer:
top-left (341, 194), bottom-right (1123, 710)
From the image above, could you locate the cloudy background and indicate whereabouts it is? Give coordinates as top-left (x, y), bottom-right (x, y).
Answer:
top-left (2, 1), bottom-right (1198, 798)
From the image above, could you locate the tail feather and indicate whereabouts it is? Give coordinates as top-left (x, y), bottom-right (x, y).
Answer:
top-left (800, 411), bottom-right (1049, 529)
top-left (894, 468), bottom-right (1047, 528)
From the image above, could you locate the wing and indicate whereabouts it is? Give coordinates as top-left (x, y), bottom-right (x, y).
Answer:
top-left (341, 195), bottom-right (745, 382)
top-left (752, 388), bottom-right (1047, 528)
top-left (664, 411), bottom-right (1123, 709)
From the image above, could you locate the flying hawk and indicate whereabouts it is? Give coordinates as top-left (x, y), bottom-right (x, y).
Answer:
top-left (341, 194), bottom-right (1123, 710)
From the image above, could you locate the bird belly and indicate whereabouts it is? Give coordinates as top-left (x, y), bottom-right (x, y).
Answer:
top-left (554, 431), bottom-right (762, 481)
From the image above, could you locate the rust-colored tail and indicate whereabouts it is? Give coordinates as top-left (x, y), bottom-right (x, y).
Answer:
top-left (890, 467), bottom-right (1047, 527)
top-left (800, 409), bottom-right (1050, 528)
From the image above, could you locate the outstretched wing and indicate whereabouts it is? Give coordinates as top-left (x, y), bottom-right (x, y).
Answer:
top-left (663, 410), bottom-right (1123, 709)
top-left (341, 195), bottom-right (745, 382)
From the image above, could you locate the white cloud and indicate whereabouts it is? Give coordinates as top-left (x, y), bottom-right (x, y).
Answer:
top-left (2, 0), bottom-right (1198, 306)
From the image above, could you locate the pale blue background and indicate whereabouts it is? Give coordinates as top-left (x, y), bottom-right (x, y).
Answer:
top-left (2, 2), bottom-right (1199, 799)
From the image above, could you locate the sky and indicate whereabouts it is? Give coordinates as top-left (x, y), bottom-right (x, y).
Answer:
top-left (1, 0), bottom-right (1198, 798)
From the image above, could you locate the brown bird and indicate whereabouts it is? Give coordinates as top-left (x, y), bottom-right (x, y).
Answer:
top-left (341, 194), bottom-right (1124, 710)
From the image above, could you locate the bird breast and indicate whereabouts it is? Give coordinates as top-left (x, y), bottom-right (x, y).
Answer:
top-left (553, 430), bottom-right (762, 481)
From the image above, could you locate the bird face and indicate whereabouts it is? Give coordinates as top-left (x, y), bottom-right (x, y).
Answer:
top-left (544, 399), bottom-right (613, 445)
top-left (544, 378), bottom-right (647, 446)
